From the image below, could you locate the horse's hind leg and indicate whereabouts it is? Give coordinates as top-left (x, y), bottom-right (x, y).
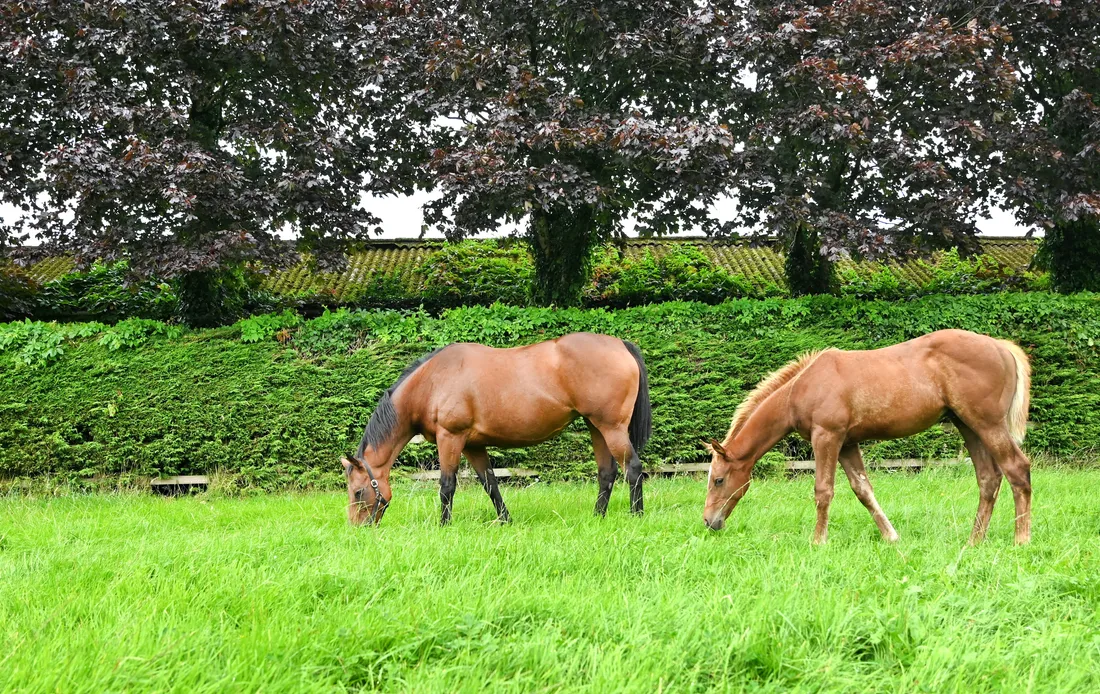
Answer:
top-left (956, 421), bottom-right (1003, 545)
top-left (465, 446), bottom-right (511, 523)
top-left (599, 427), bottom-right (643, 515)
top-left (839, 444), bottom-right (898, 542)
top-left (977, 428), bottom-right (1031, 544)
top-left (588, 424), bottom-right (618, 517)
top-left (436, 431), bottom-right (466, 526)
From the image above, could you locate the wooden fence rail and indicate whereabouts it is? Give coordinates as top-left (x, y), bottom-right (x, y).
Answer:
top-left (404, 458), bottom-right (964, 482)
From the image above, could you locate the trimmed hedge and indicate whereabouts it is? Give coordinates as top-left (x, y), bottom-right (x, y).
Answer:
top-left (1, 292), bottom-right (1097, 491)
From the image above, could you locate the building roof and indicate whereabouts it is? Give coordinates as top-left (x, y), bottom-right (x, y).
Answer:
top-left (22, 236), bottom-right (1039, 300)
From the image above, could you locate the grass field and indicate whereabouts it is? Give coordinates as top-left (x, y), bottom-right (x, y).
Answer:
top-left (2, 469), bottom-right (1100, 693)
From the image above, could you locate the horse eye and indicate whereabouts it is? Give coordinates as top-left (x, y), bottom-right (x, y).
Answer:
top-left (714, 478), bottom-right (724, 486)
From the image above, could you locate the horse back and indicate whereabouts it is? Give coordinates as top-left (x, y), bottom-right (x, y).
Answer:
top-left (407, 333), bottom-right (640, 447)
top-left (791, 330), bottom-right (1011, 440)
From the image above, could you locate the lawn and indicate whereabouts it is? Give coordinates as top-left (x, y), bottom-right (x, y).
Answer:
top-left (2, 469), bottom-right (1099, 693)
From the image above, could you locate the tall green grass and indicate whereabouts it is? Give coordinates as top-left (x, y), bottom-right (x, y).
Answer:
top-left (2, 471), bottom-right (1100, 693)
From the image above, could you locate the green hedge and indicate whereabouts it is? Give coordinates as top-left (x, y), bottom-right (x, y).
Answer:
top-left (1, 293), bottom-right (1097, 491)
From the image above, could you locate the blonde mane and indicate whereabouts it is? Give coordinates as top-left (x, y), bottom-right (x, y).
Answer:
top-left (724, 349), bottom-right (834, 441)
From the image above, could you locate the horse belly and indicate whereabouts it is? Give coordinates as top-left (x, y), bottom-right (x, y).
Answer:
top-left (847, 391), bottom-right (945, 441)
top-left (460, 385), bottom-right (577, 448)
top-left (849, 410), bottom-right (944, 441)
top-left (466, 408), bottom-right (577, 448)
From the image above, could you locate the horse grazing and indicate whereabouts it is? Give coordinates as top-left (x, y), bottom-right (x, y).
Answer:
top-left (342, 332), bottom-right (651, 526)
top-left (703, 329), bottom-right (1032, 545)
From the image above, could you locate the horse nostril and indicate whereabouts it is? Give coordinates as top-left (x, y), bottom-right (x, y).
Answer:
top-left (705, 516), bottom-right (725, 531)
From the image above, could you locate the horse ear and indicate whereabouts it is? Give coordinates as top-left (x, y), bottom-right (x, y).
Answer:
top-left (708, 439), bottom-right (729, 458)
top-left (341, 457), bottom-right (362, 473)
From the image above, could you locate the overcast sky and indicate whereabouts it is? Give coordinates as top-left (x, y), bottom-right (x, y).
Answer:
top-left (1, 194), bottom-right (1037, 242)
top-left (359, 192), bottom-right (1037, 239)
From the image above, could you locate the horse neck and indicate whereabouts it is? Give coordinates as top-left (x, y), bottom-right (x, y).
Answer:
top-left (364, 429), bottom-right (413, 473)
top-left (363, 390), bottom-right (416, 472)
top-left (723, 385), bottom-right (795, 466)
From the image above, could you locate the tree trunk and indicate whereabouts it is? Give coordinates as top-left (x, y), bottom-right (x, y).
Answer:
top-left (527, 206), bottom-right (603, 306)
top-left (174, 81), bottom-right (249, 326)
top-left (784, 222), bottom-right (835, 296)
top-left (176, 268), bottom-right (250, 327)
top-left (1042, 218), bottom-right (1100, 293)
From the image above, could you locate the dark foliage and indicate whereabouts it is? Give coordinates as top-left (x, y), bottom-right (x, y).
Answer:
top-left (1037, 219), bottom-right (1100, 294)
top-left (414, 1), bottom-right (1020, 299)
top-left (2, 0), bottom-right (1093, 308)
top-left (953, 1), bottom-right (1100, 291)
top-left (416, 0), bottom-right (742, 303)
top-left (785, 223), bottom-right (835, 296)
top-left (718, 2), bottom-right (1015, 281)
top-left (0, 264), bottom-right (38, 321)
top-left (0, 1), bottom-right (427, 288)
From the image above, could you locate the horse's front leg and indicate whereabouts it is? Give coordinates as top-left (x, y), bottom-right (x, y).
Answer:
top-left (436, 432), bottom-right (465, 526)
top-left (810, 430), bottom-right (842, 544)
top-left (839, 444), bottom-right (898, 542)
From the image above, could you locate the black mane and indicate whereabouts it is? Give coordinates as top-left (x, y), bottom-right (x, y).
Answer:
top-left (355, 347), bottom-right (446, 457)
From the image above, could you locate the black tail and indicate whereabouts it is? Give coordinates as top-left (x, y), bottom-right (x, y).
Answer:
top-left (622, 340), bottom-right (652, 452)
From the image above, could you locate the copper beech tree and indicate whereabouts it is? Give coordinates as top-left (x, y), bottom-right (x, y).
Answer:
top-left (414, 1), bottom-right (745, 304)
top-left (0, 1), bottom-right (429, 323)
top-left (962, 0), bottom-right (1100, 292)
top-left (1, 0), bottom-right (1093, 310)
top-left (413, 0), bottom-right (1018, 298)
top-left (715, 1), bottom-right (1016, 293)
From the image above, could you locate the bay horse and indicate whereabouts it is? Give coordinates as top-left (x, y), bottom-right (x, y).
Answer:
top-left (342, 332), bottom-right (651, 526)
top-left (703, 329), bottom-right (1032, 545)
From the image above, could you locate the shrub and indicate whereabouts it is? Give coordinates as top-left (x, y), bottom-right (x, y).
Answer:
top-left (838, 264), bottom-right (918, 301)
top-left (754, 451), bottom-right (787, 480)
top-left (35, 261), bottom-right (178, 321)
top-left (0, 264), bottom-right (39, 321)
top-left (419, 240), bottom-right (534, 307)
top-left (236, 310), bottom-right (303, 344)
top-left (1, 292), bottom-right (1097, 489)
top-left (839, 249), bottom-right (1046, 301)
top-left (586, 245), bottom-right (763, 306)
top-left (15, 241), bottom-right (1053, 319)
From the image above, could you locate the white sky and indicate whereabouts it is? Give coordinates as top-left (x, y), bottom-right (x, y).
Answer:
top-left (359, 192), bottom-right (1037, 239)
top-left (1, 194), bottom-right (1037, 242)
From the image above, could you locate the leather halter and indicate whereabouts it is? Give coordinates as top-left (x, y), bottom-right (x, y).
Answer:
top-left (344, 456), bottom-right (388, 523)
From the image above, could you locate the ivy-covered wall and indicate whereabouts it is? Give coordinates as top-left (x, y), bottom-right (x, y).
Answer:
top-left (1, 292), bottom-right (1096, 492)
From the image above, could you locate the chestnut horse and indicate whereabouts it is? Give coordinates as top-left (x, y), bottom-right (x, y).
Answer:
top-left (342, 332), bottom-right (651, 525)
top-left (703, 329), bottom-right (1032, 544)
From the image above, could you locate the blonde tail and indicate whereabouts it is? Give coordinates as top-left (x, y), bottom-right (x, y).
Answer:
top-left (998, 339), bottom-right (1031, 444)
